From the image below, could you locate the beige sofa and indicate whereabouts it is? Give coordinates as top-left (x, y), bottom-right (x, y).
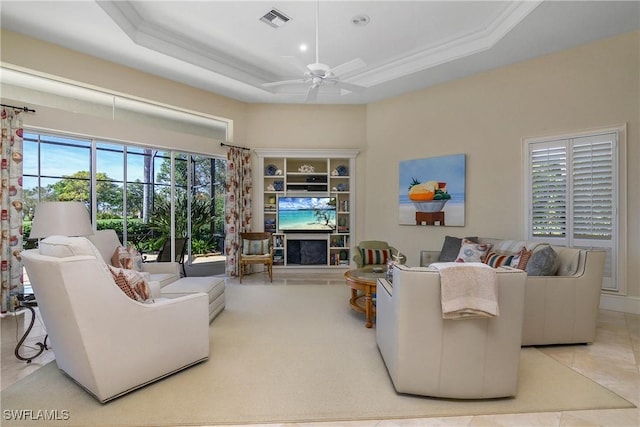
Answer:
top-left (420, 238), bottom-right (606, 346)
top-left (376, 265), bottom-right (527, 398)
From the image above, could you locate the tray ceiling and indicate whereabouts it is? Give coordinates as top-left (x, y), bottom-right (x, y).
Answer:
top-left (1, 1), bottom-right (639, 104)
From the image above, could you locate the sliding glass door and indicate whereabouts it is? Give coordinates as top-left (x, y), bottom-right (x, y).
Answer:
top-left (23, 131), bottom-right (226, 270)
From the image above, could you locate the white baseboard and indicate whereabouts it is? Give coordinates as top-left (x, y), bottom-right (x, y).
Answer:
top-left (600, 293), bottom-right (640, 314)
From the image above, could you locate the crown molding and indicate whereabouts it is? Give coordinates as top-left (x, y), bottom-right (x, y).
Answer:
top-left (97, 1), bottom-right (541, 92)
top-left (97, 0), bottom-right (278, 90)
top-left (352, 1), bottom-right (542, 87)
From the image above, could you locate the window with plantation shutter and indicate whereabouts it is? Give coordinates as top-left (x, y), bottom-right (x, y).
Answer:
top-left (572, 138), bottom-right (614, 241)
top-left (530, 144), bottom-right (567, 238)
top-left (525, 128), bottom-right (623, 292)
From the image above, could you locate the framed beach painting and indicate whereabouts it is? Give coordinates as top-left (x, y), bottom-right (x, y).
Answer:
top-left (398, 154), bottom-right (465, 226)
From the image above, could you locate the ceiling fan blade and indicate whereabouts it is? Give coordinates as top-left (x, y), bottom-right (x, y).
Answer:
top-left (305, 85), bottom-right (319, 102)
top-left (262, 79), bottom-right (307, 88)
top-left (330, 58), bottom-right (366, 77)
top-left (331, 80), bottom-right (366, 93)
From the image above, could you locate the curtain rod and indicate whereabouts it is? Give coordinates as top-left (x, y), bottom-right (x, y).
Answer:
top-left (220, 142), bottom-right (250, 151)
top-left (1, 103), bottom-right (36, 113)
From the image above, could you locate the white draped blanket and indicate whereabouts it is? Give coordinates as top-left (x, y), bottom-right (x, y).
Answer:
top-left (430, 262), bottom-right (499, 319)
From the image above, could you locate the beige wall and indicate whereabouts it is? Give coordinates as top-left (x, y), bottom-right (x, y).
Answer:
top-left (2, 29), bottom-right (637, 302)
top-left (245, 103), bottom-right (367, 237)
top-left (1, 30), bottom-right (248, 155)
top-left (366, 31), bottom-right (639, 300)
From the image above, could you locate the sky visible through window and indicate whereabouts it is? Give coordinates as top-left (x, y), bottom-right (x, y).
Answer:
top-left (24, 133), bottom-right (154, 183)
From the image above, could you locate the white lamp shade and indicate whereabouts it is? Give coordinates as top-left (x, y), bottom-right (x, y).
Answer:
top-left (29, 201), bottom-right (93, 238)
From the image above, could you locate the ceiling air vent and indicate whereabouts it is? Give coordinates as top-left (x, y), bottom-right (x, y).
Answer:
top-left (260, 8), bottom-right (291, 28)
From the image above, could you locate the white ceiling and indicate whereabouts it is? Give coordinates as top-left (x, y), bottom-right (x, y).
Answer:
top-left (1, 1), bottom-right (639, 105)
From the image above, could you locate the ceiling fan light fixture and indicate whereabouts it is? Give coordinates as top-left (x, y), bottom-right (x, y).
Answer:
top-left (307, 62), bottom-right (331, 75)
top-left (262, 0), bottom-right (366, 99)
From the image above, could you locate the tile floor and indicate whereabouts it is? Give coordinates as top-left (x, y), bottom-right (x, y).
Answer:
top-left (2, 271), bottom-right (638, 427)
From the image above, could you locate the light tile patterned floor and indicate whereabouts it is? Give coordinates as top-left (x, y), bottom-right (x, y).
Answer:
top-left (2, 271), bottom-right (639, 427)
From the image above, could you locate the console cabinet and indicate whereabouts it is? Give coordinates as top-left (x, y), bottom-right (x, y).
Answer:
top-left (255, 149), bottom-right (358, 269)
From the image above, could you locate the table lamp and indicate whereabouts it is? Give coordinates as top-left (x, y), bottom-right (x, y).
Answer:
top-left (29, 201), bottom-right (93, 239)
top-left (16, 201), bottom-right (93, 363)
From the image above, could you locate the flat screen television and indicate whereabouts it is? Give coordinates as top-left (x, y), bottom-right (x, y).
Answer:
top-left (278, 196), bottom-right (336, 233)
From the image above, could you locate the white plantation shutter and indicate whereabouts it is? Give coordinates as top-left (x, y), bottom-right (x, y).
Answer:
top-left (572, 137), bottom-right (614, 240)
top-left (526, 131), bottom-right (619, 291)
top-left (530, 144), bottom-right (567, 239)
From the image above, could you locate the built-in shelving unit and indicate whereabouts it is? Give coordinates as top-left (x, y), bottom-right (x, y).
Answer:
top-left (255, 149), bottom-right (358, 269)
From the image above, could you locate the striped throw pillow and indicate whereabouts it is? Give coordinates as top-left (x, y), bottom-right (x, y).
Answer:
top-left (484, 251), bottom-right (515, 268)
top-left (362, 248), bottom-right (392, 265)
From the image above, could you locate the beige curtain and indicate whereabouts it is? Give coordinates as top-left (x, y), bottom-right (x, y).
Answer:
top-left (1, 108), bottom-right (24, 312)
top-left (224, 147), bottom-right (252, 277)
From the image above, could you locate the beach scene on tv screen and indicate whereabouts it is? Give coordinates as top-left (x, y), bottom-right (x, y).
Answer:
top-left (278, 197), bottom-right (336, 231)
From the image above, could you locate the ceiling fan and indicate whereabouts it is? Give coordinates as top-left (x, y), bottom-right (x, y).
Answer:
top-left (262, 0), bottom-right (366, 102)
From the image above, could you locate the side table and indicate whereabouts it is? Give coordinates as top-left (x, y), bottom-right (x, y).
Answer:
top-left (344, 268), bottom-right (386, 328)
top-left (14, 303), bottom-right (49, 364)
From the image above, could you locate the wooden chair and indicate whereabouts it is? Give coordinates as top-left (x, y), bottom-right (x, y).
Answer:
top-left (239, 232), bottom-right (273, 283)
top-left (157, 237), bottom-right (189, 277)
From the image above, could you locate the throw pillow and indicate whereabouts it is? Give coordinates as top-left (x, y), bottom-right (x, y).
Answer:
top-left (526, 245), bottom-right (561, 276)
top-left (483, 251), bottom-right (515, 268)
top-left (510, 247), bottom-right (533, 270)
top-left (362, 248), bottom-right (392, 265)
top-left (455, 239), bottom-right (492, 263)
top-left (107, 265), bottom-right (152, 302)
top-left (438, 236), bottom-right (478, 262)
top-left (111, 245), bottom-right (143, 271)
top-left (243, 238), bottom-right (270, 255)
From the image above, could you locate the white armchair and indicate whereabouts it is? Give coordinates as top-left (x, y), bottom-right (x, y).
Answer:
top-left (376, 264), bottom-right (527, 399)
top-left (21, 236), bottom-right (210, 403)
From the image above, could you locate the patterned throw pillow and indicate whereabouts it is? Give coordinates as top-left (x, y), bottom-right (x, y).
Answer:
top-left (107, 265), bottom-right (152, 302)
top-left (438, 236), bottom-right (478, 262)
top-left (455, 239), bottom-right (492, 263)
top-left (510, 246), bottom-right (534, 270)
top-left (243, 238), bottom-right (270, 255)
top-left (483, 251), bottom-right (515, 268)
top-left (362, 248), bottom-right (392, 265)
top-left (111, 245), bottom-right (143, 271)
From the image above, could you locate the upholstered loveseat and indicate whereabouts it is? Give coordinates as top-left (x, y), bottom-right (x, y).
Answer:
top-left (420, 237), bottom-right (606, 346)
top-left (88, 229), bottom-right (226, 322)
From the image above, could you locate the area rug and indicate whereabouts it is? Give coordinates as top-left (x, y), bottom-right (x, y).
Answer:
top-left (1, 284), bottom-right (633, 426)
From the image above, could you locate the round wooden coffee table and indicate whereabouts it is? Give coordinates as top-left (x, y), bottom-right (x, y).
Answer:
top-left (344, 268), bottom-right (386, 328)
